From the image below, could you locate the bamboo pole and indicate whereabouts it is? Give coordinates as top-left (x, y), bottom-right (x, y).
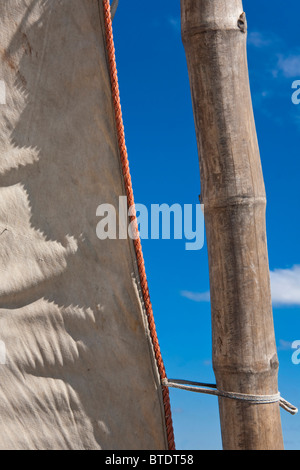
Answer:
top-left (180, 0), bottom-right (284, 450)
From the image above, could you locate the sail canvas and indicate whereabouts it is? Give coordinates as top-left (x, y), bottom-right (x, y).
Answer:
top-left (0, 0), bottom-right (171, 450)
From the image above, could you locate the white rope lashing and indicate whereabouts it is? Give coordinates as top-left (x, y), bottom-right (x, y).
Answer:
top-left (162, 378), bottom-right (298, 416)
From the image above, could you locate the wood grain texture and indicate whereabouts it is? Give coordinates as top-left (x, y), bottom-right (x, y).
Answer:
top-left (181, 0), bottom-right (284, 450)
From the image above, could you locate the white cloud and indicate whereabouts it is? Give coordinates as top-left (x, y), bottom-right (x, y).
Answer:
top-left (168, 16), bottom-right (180, 33)
top-left (277, 54), bottom-right (300, 77)
top-left (180, 290), bottom-right (210, 302)
top-left (270, 265), bottom-right (300, 306)
top-left (203, 359), bottom-right (212, 367)
top-left (277, 339), bottom-right (293, 351)
top-left (181, 266), bottom-right (300, 307)
top-left (248, 32), bottom-right (272, 48)
top-left (173, 407), bottom-right (184, 414)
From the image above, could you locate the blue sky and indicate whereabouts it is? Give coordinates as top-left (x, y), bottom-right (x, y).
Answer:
top-left (112, 0), bottom-right (300, 450)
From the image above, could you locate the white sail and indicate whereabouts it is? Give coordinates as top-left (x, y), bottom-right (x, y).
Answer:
top-left (0, 0), bottom-right (170, 450)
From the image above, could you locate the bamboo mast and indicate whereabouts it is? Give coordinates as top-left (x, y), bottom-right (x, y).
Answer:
top-left (180, 0), bottom-right (284, 450)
